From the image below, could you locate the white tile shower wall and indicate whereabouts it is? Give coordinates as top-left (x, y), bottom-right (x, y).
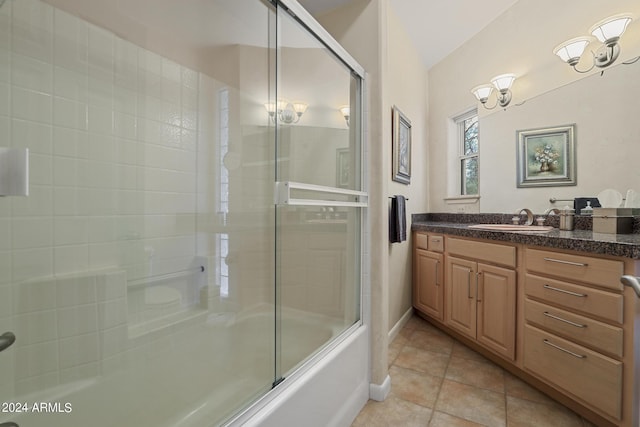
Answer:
top-left (0, 0), bottom-right (221, 398)
top-left (6, 270), bottom-right (127, 397)
top-left (0, 0), bottom-right (206, 283)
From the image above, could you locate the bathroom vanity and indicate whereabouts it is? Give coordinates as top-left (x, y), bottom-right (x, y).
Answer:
top-left (412, 214), bottom-right (640, 427)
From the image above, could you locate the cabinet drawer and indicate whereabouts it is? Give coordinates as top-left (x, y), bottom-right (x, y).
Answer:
top-left (523, 325), bottom-right (622, 420)
top-left (525, 248), bottom-right (623, 291)
top-left (428, 234), bottom-right (444, 252)
top-left (525, 274), bottom-right (623, 324)
top-left (525, 299), bottom-right (623, 357)
top-left (415, 233), bottom-right (429, 250)
top-left (447, 237), bottom-right (516, 268)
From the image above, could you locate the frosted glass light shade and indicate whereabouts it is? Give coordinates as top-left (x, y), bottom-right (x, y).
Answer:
top-left (590, 14), bottom-right (634, 43)
top-left (276, 99), bottom-right (288, 111)
top-left (471, 84), bottom-right (494, 102)
top-left (264, 102), bottom-right (276, 113)
top-left (490, 74), bottom-right (516, 92)
top-left (553, 37), bottom-right (592, 63)
top-left (292, 102), bottom-right (308, 114)
top-left (339, 106), bottom-right (350, 117)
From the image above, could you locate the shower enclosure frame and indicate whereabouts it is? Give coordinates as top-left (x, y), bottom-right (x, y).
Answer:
top-left (0, 0), bottom-right (370, 425)
top-left (226, 1), bottom-right (370, 425)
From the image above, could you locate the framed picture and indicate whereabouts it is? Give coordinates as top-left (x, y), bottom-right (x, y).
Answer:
top-left (392, 106), bottom-right (411, 184)
top-left (336, 148), bottom-right (349, 188)
top-left (516, 124), bottom-right (576, 188)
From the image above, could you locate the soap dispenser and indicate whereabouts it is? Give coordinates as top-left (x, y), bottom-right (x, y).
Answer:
top-left (559, 205), bottom-right (575, 231)
top-left (582, 201), bottom-right (593, 216)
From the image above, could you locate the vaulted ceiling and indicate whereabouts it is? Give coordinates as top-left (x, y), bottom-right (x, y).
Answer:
top-left (298, 0), bottom-right (519, 69)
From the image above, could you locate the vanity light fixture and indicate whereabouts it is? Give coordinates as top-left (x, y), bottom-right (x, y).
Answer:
top-left (553, 13), bottom-right (637, 73)
top-left (264, 99), bottom-right (308, 124)
top-left (471, 73), bottom-right (516, 109)
top-left (339, 105), bottom-right (350, 127)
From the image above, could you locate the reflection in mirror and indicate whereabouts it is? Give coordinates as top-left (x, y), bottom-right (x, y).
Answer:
top-left (479, 62), bottom-right (640, 214)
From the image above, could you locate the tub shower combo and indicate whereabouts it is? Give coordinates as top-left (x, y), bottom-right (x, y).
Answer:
top-left (0, 0), bottom-right (368, 425)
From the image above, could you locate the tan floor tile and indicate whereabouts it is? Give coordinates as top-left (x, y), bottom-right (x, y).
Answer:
top-left (389, 365), bottom-right (443, 408)
top-left (504, 372), bottom-right (555, 405)
top-left (405, 315), bottom-right (433, 331)
top-left (451, 341), bottom-right (489, 363)
top-left (506, 395), bottom-right (584, 427)
top-left (429, 411), bottom-right (486, 427)
top-left (445, 356), bottom-right (505, 393)
top-left (351, 395), bottom-right (432, 427)
top-left (394, 345), bottom-right (450, 377)
top-left (399, 325), bottom-right (414, 341)
top-left (435, 379), bottom-right (506, 427)
top-left (388, 336), bottom-right (406, 367)
top-left (409, 328), bottom-right (454, 355)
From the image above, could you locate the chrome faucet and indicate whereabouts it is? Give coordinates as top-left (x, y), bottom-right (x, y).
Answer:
top-left (536, 208), bottom-right (560, 226)
top-left (512, 208), bottom-right (534, 226)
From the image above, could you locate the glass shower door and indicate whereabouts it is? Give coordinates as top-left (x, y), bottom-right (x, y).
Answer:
top-left (274, 4), bottom-right (365, 382)
top-left (0, 0), bottom-right (279, 426)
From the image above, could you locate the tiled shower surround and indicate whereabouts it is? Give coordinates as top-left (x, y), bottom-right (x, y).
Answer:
top-left (0, 0), bottom-right (226, 397)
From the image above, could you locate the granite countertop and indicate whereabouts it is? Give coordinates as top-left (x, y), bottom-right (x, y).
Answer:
top-left (411, 213), bottom-right (640, 259)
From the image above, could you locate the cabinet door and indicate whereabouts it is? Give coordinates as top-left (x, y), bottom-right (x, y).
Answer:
top-left (446, 256), bottom-right (477, 339)
top-left (477, 263), bottom-right (516, 360)
top-left (414, 249), bottom-right (444, 320)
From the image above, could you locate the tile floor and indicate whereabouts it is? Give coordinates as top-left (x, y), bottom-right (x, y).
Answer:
top-left (351, 314), bottom-right (597, 427)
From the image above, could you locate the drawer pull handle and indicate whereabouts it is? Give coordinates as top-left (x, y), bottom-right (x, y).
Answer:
top-left (543, 339), bottom-right (586, 359)
top-left (543, 257), bottom-right (588, 267)
top-left (543, 312), bottom-right (587, 328)
top-left (543, 284), bottom-right (587, 298)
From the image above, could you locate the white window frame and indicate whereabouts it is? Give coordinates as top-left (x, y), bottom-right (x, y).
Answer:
top-left (455, 109), bottom-right (479, 196)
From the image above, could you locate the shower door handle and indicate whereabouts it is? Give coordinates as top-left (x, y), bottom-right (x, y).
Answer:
top-left (0, 332), bottom-right (16, 352)
top-left (275, 181), bottom-right (368, 207)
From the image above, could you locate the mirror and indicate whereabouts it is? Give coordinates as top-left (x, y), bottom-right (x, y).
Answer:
top-left (478, 62), bottom-right (640, 213)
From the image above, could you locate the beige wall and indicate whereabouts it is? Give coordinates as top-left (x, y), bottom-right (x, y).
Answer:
top-left (385, 7), bottom-right (428, 331)
top-left (428, 0), bottom-right (640, 213)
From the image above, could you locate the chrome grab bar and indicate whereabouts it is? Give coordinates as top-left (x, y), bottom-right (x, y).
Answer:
top-left (0, 331), bottom-right (15, 352)
top-left (543, 257), bottom-right (588, 267)
top-left (620, 275), bottom-right (640, 298)
top-left (127, 266), bottom-right (205, 288)
top-left (543, 339), bottom-right (586, 359)
top-left (543, 311), bottom-right (586, 328)
top-left (543, 284), bottom-right (587, 298)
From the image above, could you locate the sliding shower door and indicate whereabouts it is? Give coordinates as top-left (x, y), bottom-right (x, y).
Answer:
top-left (0, 0), bottom-right (279, 426)
top-left (0, 0), bottom-right (364, 426)
top-left (274, 4), bottom-right (364, 382)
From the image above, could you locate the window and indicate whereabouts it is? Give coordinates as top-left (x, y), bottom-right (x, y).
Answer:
top-left (456, 110), bottom-right (479, 195)
top-left (217, 88), bottom-right (230, 298)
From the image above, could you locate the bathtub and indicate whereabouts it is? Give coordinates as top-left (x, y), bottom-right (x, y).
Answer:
top-left (1, 306), bottom-right (369, 427)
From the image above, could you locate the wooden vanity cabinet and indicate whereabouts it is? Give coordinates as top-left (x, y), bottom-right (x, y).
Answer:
top-left (445, 238), bottom-right (517, 361)
top-left (413, 233), bottom-right (444, 320)
top-left (523, 247), bottom-right (626, 421)
top-left (412, 230), bottom-right (640, 427)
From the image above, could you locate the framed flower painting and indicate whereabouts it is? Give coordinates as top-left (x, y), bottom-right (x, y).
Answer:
top-left (516, 124), bottom-right (576, 187)
top-left (392, 106), bottom-right (411, 184)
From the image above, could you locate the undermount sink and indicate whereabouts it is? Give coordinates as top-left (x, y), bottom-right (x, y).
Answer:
top-left (468, 224), bottom-right (554, 232)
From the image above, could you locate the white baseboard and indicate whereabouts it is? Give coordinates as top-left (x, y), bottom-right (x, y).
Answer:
top-left (388, 307), bottom-right (413, 343)
top-left (369, 374), bottom-right (391, 402)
